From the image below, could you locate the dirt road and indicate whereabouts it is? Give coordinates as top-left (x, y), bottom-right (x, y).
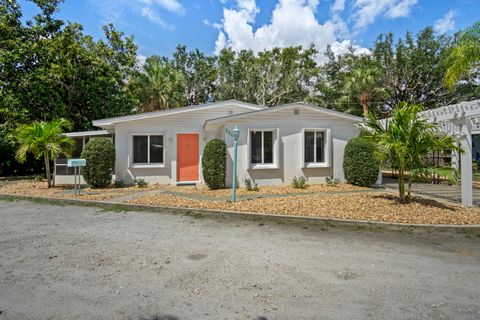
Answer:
top-left (1, 200), bottom-right (479, 319)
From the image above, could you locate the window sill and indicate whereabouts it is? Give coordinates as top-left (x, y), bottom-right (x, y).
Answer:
top-left (129, 163), bottom-right (165, 169)
top-left (249, 163), bottom-right (279, 170)
top-left (303, 163), bottom-right (329, 168)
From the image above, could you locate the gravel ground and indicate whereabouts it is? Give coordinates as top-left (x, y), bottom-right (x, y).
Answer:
top-left (1, 200), bottom-right (480, 320)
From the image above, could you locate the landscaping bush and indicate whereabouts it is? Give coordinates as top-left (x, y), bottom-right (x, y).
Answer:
top-left (343, 138), bottom-right (380, 186)
top-left (135, 178), bottom-right (148, 188)
top-left (81, 138), bottom-right (115, 188)
top-left (114, 180), bottom-right (126, 188)
top-left (202, 139), bottom-right (227, 190)
top-left (244, 178), bottom-right (259, 191)
top-left (326, 176), bottom-right (341, 186)
top-left (292, 176), bottom-right (307, 189)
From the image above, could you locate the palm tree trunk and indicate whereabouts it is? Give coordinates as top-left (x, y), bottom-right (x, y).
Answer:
top-left (398, 169), bottom-right (406, 202)
top-left (44, 154), bottom-right (51, 188)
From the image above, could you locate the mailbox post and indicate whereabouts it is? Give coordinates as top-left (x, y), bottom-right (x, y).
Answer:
top-left (67, 159), bottom-right (86, 195)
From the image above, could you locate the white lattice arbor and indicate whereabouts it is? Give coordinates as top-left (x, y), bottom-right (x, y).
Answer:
top-left (421, 99), bottom-right (480, 207)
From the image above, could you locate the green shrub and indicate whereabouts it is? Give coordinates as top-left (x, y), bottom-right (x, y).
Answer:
top-left (114, 180), bottom-right (126, 188)
top-left (244, 178), bottom-right (259, 191)
top-left (292, 176), bottom-right (307, 189)
top-left (202, 139), bottom-right (227, 190)
top-left (326, 176), bottom-right (341, 186)
top-left (81, 138), bottom-right (115, 188)
top-left (135, 178), bottom-right (148, 188)
top-left (343, 137), bottom-right (380, 186)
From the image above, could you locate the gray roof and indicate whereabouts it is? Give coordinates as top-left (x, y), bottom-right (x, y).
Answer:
top-left (92, 100), bottom-right (266, 127)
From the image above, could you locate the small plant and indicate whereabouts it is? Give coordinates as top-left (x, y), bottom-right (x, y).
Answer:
top-left (114, 180), bottom-right (126, 188)
top-left (326, 176), bottom-right (341, 186)
top-left (33, 174), bottom-right (45, 182)
top-left (244, 178), bottom-right (259, 191)
top-left (292, 176), bottom-right (307, 189)
top-left (135, 178), bottom-right (148, 188)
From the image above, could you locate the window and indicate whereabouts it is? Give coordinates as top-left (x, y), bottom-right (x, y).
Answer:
top-left (304, 129), bottom-right (329, 167)
top-left (249, 129), bottom-right (277, 167)
top-left (132, 134), bottom-right (164, 165)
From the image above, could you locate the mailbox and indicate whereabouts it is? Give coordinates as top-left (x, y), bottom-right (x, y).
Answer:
top-left (67, 159), bottom-right (86, 167)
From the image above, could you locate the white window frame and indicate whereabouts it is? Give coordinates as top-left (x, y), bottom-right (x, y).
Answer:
top-left (129, 133), bottom-right (166, 168)
top-left (302, 128), bottom-right (331, 168)
top-left (247, 128), bottom-right (279, 169)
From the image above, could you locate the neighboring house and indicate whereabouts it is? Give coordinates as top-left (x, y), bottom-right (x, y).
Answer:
top-left (55, 100), bottom-right (363, 186)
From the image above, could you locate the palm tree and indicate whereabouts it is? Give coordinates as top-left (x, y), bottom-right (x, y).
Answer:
top-left (445, 22), bottom-right (480, 90)
top-left (15, 119), bottom-right (75, 188)
top-left (342, 61), bottom-right (386, 117)
top-left (135, 57), bottom-right (186, 112)
top-left (363, 102), bottom-right (462, 202)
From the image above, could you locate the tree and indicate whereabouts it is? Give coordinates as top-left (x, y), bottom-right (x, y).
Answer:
top-left (445, 22), bottom-right (480, 90)
top-left (134, 56), bottom-right (186, 111)
top-left (363, 103), bottom-right (461, 202)
top-left (15, 119), bottom-right (75, 188)
top-left (340, 56), bottom-right (386, 117)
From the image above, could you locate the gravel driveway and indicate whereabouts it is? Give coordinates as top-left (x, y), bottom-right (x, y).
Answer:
top-left (1, 200), bottom-right (479, 320)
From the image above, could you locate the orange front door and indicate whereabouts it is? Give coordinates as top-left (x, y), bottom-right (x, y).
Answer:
top-left (177, 134), bottom-right (199, 182)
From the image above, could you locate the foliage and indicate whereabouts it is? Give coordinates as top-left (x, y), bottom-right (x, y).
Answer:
top-left (292, 176), bottom-right (307, 189)
top-left (326, 176), bottom-right (341, 186)
top-left (133, 56), bottom-right (186, 111)
top-left (15, 119), bottom-right (75, 188)
top-left (363, 102), bottom-right (462, 202)
top-left (343, 138), bottom-right (380, 187)
top-left (135, 178), bottom-right (148, 188)
top-left (81, 138), bottom-right (115, 188)
top-left (244, 178), bottom-right (259, 191)
top-left (202, 139), bottom-right (227, 190)
top-left (445, 22), bottom-right (480, 90)
top-left (114, 180), bottom-right (126, 188)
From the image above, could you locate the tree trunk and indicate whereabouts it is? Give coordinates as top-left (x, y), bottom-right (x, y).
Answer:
top-left (45, 154), bottom-right (51, 188)
top-left (359, 92), bottom-right (371, 118)
top-left (407, 176), bottom-right (412, 200)
top-left (398, 169), bottom-right (405, 203)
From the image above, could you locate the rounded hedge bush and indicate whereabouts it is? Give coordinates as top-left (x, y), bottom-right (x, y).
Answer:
top-left (343, 137), bottom-right (380, 186)
top-left (202, 139), bottom-right (227, 190)
top-left (81, 137), bottom-right (115, 188)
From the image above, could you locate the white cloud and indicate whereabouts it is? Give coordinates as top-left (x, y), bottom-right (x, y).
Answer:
top-left (140, 0), bottom-right (184, 14)
top-left (142, 7), bottom-right (173, 29)
top-left (434, 10), bottom-right (457, 34)
top-left (203, 18), bottom-right (222, 30)
top-left (332, 0), bottom-right (345, 13)
top-left (352, 0), bottom-right (417, 29)
top-left (214, 0), bottom-right (368, 62)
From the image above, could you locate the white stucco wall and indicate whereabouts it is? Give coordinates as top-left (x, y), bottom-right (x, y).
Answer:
top-left (218, 106), bottom-right (361, 186)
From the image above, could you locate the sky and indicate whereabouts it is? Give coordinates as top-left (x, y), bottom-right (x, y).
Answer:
top-left (19, 0), bottom-right (480, 62)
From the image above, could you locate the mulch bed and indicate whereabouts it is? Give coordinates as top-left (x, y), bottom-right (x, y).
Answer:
top-left (128, 191), bottom-right (480, 225)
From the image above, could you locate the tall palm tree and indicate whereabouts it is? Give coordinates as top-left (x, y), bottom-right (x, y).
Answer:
top-left (15, 119), bottom-right (75, 188)
top-left (364, 103), bottom-right (462, 202)
top-left (445, 22), bottom-right (480, 90)
top-left (135, 57), bottom-right (186, 112)
top-left (342, 66), bottom-right (386, 117)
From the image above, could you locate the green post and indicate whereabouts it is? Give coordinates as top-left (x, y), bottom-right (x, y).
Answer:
top-left (232, 126), bottom-right (240, 202)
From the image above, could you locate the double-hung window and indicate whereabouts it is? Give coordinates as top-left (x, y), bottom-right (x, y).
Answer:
top-left (249, 129), bottom-right (277, 168)
top-left (303, 129), bottom-right (329, 167)
top-left (131, 134), bottom-right (164, 166)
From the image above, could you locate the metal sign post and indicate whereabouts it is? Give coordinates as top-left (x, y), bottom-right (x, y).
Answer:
top-left (225, 126), bottom-right (240, 202)
top-left (67, 159), bottom-right (87, 196)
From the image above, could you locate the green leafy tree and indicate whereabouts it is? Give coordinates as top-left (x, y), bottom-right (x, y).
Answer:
top-left (445, 22), bottom-right (480, 90)
top-left (134, 56), bottom-right (186, 111)
top-left (81, 138), bottom-right (115, 188)
top-left (15, 119), bottom-right (75, 188)
top-left (364, 103), bottom-right (462, 202)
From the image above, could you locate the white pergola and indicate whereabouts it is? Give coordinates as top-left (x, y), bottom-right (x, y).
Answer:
top-left (421, 99), bottom-right (480, 207)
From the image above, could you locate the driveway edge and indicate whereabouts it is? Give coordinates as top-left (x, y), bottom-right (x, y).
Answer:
top-left (1, 193), bottom-right (480, 231)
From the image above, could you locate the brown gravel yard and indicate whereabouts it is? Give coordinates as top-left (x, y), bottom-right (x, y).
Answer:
top-left (0, 180), bottom-right (160, 201)
top-left (128, 192), bottom-right (480, 225)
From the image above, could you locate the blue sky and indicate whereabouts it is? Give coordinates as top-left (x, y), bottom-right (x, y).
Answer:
top-left (19, 0), bottom-right (480, 61)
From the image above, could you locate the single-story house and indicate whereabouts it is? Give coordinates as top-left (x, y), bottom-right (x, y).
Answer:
top-left (55, 100), bottom-right (363, 186)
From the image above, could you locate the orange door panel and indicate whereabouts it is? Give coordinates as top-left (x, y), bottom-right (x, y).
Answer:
top-left (177, 134), bottom-right (199, 182)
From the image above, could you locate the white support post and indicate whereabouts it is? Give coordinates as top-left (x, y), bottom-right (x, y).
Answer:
top-left (460, 122), bottom-right (473, 207)
top-left (451, 145), bottom-right (460, 171)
